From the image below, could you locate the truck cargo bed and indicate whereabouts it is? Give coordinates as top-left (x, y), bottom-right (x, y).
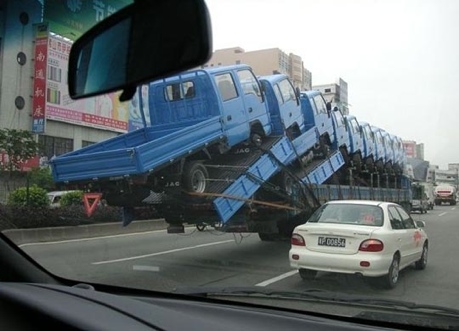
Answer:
top-left (51, 116), bottom-right (224, 183)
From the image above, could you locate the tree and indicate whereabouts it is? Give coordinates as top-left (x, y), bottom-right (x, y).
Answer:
top-left (0, 129), bottom-right (39, 174)
top-left (29, 167), bottom-right (56, 191)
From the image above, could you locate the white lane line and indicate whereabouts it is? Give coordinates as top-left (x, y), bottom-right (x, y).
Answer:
top-left (255, 270), bottom-right (298, 287)
top-left (18, 229), bottom-right (169, 248)
top-left (133, 265), bottom-right (160, 272)
top-left (439, 212), bottom-right (447, 217)
top-left (92, 239), bottom-right (235, 265)
top-left (452, 207), bottom-right (456, 210)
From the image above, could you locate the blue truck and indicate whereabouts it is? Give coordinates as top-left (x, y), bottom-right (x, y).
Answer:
top-left (50, 64), bottom-right (411, 239)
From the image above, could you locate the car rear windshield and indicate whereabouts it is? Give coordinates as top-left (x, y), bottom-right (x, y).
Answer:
top-left (307, 204), bottom-right (384, 226)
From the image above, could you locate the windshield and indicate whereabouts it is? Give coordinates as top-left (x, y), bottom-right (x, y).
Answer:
top-left (0, 0), bottom-right (458, 329)
top-left (309, 203), bottom-right (384, 226)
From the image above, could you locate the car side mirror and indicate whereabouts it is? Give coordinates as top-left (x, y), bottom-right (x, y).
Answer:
top-left (68, 0), bottom-right (212, 101)
top-left (416, 220), bottom-right (426, 228)
top-left (326, 102), bottom-right (332, 111)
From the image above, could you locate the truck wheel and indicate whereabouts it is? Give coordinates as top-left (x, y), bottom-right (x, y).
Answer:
top-left (182, 161), bottom-right (208, 193)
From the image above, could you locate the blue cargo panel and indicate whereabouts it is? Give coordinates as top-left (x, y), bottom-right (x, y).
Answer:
top-left (302, 150), bottom-right (345, 185)
top-left (213, 136), bottom-right (294, 223)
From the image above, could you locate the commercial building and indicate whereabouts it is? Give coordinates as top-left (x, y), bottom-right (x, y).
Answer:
top-left (0, 0), bottom-right (138, 164)
top-left (402, 140), bottom-right (425, 160)
top-left (205, 47), bottom-right (312, 90)
top-left (312, 78), bottom-right (349, 115)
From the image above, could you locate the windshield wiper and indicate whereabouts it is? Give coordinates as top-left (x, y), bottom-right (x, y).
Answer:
top-left (174, 286), bottom-right (459, 317)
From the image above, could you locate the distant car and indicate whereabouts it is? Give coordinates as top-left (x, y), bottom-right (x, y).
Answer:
top-left (47, 191), bottom-right (77, 208)
top-left (411, 194), bottom-right (430, 214)
top-left (289, 200), bottom-right (428, 289)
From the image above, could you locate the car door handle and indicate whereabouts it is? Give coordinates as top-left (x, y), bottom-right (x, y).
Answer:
top-left (248, 107), bottom-right (253, 113)
top-left (227, 115), bottom-right (232, 121)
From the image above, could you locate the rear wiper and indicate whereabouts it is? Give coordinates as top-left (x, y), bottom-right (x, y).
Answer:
top-left (174, 286), bottom-right (459, 316)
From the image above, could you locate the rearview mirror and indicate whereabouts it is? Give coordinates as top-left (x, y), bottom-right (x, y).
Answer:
top-left (68, 0), bottom-right (212, 101)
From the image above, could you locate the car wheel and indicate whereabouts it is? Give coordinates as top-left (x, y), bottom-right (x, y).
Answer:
top-left (378, 255), bottom-right (400, 289)
top-left (299, 269), bottom-right (317, 281)
top-left (415, 243), bottom-right (428, 270)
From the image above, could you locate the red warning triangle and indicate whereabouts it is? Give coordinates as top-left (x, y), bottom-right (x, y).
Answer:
top-left (83, 193), bottom-right (102, 217)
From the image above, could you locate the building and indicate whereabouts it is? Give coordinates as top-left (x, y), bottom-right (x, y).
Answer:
top-left (313, 78), bottom-right (349, 115)
top-left (205, 47), bottom-right (312, 90)
top-left (0, 0), bottom-right (138, 164)
top-left (402, 140), bottom-right (425, 160)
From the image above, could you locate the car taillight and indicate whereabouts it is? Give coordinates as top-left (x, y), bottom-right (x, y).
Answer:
top-left (291, 234), bottom-right (305, 246)
top-left (359, 239), bottom-right (384, 252)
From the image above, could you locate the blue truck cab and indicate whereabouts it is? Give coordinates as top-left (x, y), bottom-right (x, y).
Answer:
top-left (258, 74), bottom-right (304, 136)
top-left (50, 65), bottom-right (273, 191)
top-left (359, 121), bottom-right (376, 168)
top-left (329, 106), bottom-right (350, 159)
top-left (370, 126), bottom-right (387, 169)
top-left (343, 115), bottom-right (364, 165)
top-left (150, 64), bottom-right (272, 148)
top-left (380, 130), bottom-right (395, 166)
top-left (299, 90), bottom-right (335, 145)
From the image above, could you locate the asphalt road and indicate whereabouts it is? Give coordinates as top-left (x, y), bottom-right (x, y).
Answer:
top-left (19, 204), bottom-right (459, 310)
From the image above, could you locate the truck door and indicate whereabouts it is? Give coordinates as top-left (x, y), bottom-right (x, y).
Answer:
top-left (273, 78), bottom-right (302, 132)
top-left (331, 109), bottom-right (349, 152)
top-left (214, 73), bottom-right (250, 146)
top-left (235, 69), bottom-right (270, 135)
top-left (348, 117), bottom-right (363, 154)
top-left (312, 94), bottom-right (332, 137)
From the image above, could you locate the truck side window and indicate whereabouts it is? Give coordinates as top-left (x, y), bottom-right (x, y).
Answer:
top-left (274, 84), bottom-right (284, 105)
top-left (237, 70), bottom-right (262, 101)
top-left (165, 81), bottom-right (195, 101)
top-left (278, 79), bottom-right (296, 103)
top-left (215, 73), bottom-right (238, 101)
top-left (313, 95), bottom-right (327, 114)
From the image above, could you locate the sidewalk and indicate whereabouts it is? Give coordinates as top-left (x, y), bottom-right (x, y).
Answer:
top-left (3, 219), bottom-right (169, 245)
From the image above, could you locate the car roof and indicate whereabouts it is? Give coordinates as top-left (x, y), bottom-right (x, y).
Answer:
top-left (323, 200), bottom-right (393, 207)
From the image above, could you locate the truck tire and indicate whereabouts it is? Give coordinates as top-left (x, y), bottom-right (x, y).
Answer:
top-left (182, 161), bottom-right (208, 193)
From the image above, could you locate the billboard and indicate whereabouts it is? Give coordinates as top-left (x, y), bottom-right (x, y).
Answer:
top-left (44, 34), bottom-right (130, 132)
top-left (402, 140), bottom-right (417, 158)
top-left (32, 23), bottom-right (49, 134)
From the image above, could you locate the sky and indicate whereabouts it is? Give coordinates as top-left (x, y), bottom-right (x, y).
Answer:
top-left (204, 0), bottom-right (459, 169)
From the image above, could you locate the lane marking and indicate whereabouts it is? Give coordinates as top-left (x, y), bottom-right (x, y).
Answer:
top-left (133, 265), bottom-right (160, 272)
top-left (255, 270), bottom-right (298, 287)
top-left (439, 212), bottom-right (447, 217)
top-left (18, 229), bottom-right (171, 248)
top-left (452, 207), bottom-right (456, 210)
top-left (92, 239), bottom-right (235, 265)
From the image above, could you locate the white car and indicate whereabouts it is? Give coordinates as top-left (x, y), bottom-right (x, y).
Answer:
top-left (289, 200), bottom-right (428, 289)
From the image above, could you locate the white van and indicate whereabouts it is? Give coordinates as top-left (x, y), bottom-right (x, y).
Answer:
top-left (47, 191), bottom-right (77, 208)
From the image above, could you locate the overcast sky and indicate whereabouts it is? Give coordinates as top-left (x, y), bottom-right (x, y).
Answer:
top-left (205, 0), bottom-right (459, 169)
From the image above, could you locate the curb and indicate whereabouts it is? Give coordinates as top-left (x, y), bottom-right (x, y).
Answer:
top-left (3, 219), bottom-right (169, 245)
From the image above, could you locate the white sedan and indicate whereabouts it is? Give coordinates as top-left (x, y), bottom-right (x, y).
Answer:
top-left (289, 200), bottom-right (428, 289)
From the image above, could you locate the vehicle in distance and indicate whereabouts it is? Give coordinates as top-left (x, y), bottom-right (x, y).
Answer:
top-left (434, 183), bottom-right (457, 206)
top-left (47, 190), bottom-right (77, 208)
top-left (289, 200), bottom-right (428, 289)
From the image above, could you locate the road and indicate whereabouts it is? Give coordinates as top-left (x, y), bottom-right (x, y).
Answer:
top-left (19, 205), bottom-right (459, 310)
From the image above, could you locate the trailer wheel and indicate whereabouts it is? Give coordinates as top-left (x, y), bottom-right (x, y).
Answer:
top-left (182, 161), bottom-right (208, 193)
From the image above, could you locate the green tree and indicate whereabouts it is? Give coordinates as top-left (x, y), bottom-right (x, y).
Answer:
top-left (7, 185), bottom-right (50, 207)
top-left (60, 191), bottom-right (84, 207)
top-left (29, 167), bottom-right (56, 191)
top-left (0, 129), bottom-right (40, 174)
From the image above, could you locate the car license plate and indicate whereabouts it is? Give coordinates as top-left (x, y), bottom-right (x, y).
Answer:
top-left (318, 237), bottom-right (346, 247)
